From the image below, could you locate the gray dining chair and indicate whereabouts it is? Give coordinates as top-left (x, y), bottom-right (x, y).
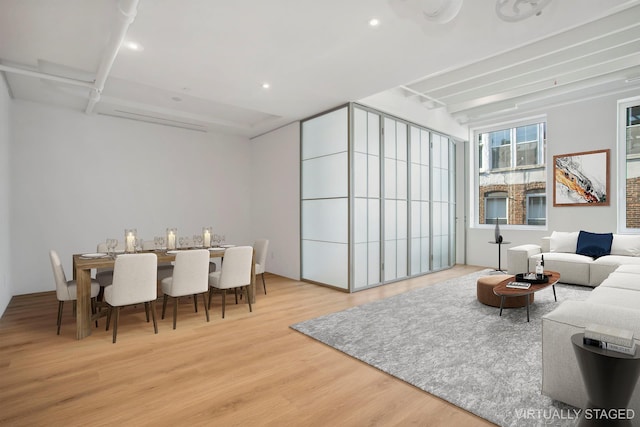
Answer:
top-left (208, 246), bottom-right (253, 318)
top-left (253, 239), bottom-right (269, 294)
top-left (104, 253), bottom-right (158, 343)
top-left (161, 249), bottom-right (210, 329)
top-left (49, 250), bottom-right (100, 335)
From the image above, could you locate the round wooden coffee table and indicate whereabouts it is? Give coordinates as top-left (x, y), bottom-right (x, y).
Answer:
top-left (492, 271), bottom-right (560, 322)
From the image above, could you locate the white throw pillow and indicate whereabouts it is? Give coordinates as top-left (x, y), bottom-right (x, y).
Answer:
top-left (550, 231), bottom-right (579, 253)
top-left (610, 234), bottom-right (640, 257)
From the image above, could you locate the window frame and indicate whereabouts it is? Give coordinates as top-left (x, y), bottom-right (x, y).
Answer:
top-left (617, 96), bottom-right (640, 234)
top-left (471, 116), bottom-right (547, 230)
top-left (526, 192), bottom-right (546, 226)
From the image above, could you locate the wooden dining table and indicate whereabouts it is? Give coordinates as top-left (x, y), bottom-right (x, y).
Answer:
top-left (72, 248), bottom-right (255, 340)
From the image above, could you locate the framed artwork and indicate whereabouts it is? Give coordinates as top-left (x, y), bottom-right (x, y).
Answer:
top-left (553, 149), bottom-right (609, 206)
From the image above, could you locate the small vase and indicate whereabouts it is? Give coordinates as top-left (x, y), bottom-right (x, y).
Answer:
top-left (494, 219), bottom-right (500, 243)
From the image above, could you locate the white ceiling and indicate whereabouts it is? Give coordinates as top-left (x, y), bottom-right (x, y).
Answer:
top-left (1, 0), bottom-right (640, 137)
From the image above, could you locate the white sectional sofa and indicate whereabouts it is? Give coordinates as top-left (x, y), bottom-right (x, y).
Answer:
top-left (541, 265), bottom-right (640, 410)
top-left (507, 231), bottom-right (640, 286)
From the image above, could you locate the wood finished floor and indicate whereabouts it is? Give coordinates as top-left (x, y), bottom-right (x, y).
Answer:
top-left (0, 265), bottom-right (496, 427)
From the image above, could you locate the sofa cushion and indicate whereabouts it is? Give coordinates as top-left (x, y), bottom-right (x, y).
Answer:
top-left (550, 231), bottom-right (579, 253)
top-left (610, 234), bottom-right (640, 257)
top-left (529, 252), bottom-right (591, 285)
top-left (615, 264), bottom-right (640, 274)
top-left (576, 230), bottom-right (613, 259)
top-left (600, 272), bottom-right (640, 291)
top-left (588, 286), bottom-right (640, 310)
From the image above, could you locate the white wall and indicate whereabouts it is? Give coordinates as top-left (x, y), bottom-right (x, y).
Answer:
top-left (466, 90), bottom-right (636, 269)
top-left (0, 76), bottom-right (11, 314)
top-left (10, 100), bottom-right (252, 295)
top-left (250, 123), bottom-right (300, 279)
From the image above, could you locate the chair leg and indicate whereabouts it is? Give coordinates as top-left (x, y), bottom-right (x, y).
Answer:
top-left (207, 287), bottom-right (213, 310)
top-left (162, 294), bottom-right (169, 319)
top-left (72, 300), bottom-right (77, 317)
top-left (202, 292), bottom-right (210, 322)
top-left (56, 301), bottom-right (64, 335)
top-left (92, 298), bottom-right (98, 328)
top-left (173, 296), bottom-right (178, 330)
top-left (245, 286), bottom-right (252, 313)
top-left (222, 289), bottom-right (226, 319)
top-left (262, 273), bottom-right (267, 295)
top-left (144, 302), bottom-right (150, 322)
top-left (234, 288), bottom-right (238, 304)
top-left (106, 306), bottom-right (112, 331)
top-left (112, 306), bottom-right (120, 343)
top-left (193, 294), bottom-right (198, 313)
top-left (150, 300), bottom-right (158, 334)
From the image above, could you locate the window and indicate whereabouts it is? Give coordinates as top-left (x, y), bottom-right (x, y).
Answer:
top-left (618, 98), bottom-right (640, 232)
top-left (475, 119), bottom-right (546, 227)
top-left (485, 193), bottom-right (507, 224)
top-left (526, 193), bottom-right (546, 226)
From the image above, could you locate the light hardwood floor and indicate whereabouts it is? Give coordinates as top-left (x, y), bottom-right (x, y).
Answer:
top-left (0, 264), bottom-right (496, 427)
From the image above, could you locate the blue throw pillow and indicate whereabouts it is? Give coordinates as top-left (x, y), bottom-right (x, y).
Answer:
top-left (576, 231), bottom-right (613, 259)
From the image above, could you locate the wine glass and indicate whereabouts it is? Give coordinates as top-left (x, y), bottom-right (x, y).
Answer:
top-left (158, 236), bottom-right (165, 250)
top-left (179, 237), bottom-right (186, 248)
top-left (194, 235), bottom-right (203, 247)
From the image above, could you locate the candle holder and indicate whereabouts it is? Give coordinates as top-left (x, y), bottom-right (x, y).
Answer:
top-left (166, 228), bottom-right (177, 250)
top-left (203, 227), bottom-right (212, 248)
top-left (125, 229), bottom-right (137, 253)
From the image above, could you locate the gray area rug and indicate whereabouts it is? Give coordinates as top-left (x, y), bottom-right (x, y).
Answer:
top-left (291, 270), bottom-right (592, 427)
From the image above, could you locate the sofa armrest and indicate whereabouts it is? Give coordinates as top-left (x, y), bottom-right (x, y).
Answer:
top-left (507, 244), bottom-right (541, 274)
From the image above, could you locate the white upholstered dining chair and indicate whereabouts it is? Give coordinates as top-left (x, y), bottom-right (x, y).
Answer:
top-left (208, 246), bottom-right (253, 318)
top-left (104, 253), bottom-right (158, 343)
top-left (161, 249), bottom-right (210, 329)
top-left (253, 239), bottom-right (269, 294)
top-left (49, 250), bottom-right (100, 335)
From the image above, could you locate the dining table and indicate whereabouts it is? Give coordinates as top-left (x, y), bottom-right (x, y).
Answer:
top-left (72, 247), bottom-right (255, 340)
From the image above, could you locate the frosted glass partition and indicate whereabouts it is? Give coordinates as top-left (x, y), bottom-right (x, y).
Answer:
top-left (301, 103), bottom-right (455, 292)
top-left (383, 118), bottom-right (408, 282)
top-left (431, 134), bottom-right (455, 270)
top-left (410, 126), bottom-right (431, 275)
top-left (301, 107), bottom-right (349, 289)
top-left (353, 108), bottom-right (380, 289)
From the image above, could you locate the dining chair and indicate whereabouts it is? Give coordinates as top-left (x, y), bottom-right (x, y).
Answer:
top-left (253, 239), bottom-right (269, 294)
top-left (104, 253), bottom-right (158, 343)
top-left (49, 250), bottom-right (100, 335)
top-left (95, 241), bottom-right (125, 299)
top-left (161, 249), bottom-right (210, 329)
top-left (208, 246), bottom-right (253, 318)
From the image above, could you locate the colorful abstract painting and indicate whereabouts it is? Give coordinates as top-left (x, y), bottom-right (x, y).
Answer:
top-left (553, 149), bottom-right (609, 206)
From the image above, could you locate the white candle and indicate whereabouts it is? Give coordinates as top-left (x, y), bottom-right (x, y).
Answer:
top-left (168, 231), bottom-right (176, 250)
top-left (126, 232), bottom-right (135, 252)
top-left (203, 230), bottom-right (211, 247)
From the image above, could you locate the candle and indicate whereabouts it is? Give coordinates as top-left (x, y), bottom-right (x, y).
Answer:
top-left (167, 230), bottom-right (176, 250)
top-left (125, 231), bottom-right (135, 253)
top-left (203, 229), bottom-right (211, 247)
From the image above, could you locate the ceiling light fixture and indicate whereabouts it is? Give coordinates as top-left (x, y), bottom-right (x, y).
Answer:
top-left (388, 0), bottom-right (462, 25)
top-left (369, 18), bottom-right (381, 27)
top-left (262, 82), bottom-right (270, 89)
top-left (496, 0), bottom-right (552, 22)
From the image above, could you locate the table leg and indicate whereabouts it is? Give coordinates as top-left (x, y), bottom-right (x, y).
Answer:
top-left (499, 296), bottom-right (505, 316)
top-left (526, 296), bottom-right (530, 322)
top-left (497, 242), bottom-right (502, 271)
top-left (552, 284), bottom-right (557, 302)
top-left (75, 267), bottom-right (93, 339)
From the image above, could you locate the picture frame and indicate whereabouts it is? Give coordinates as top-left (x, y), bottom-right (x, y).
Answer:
top-left (553, 149), bottom-right (609, 206)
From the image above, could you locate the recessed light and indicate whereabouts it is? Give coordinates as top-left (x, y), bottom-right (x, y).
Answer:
top-left (171, 96), bottom-right (182, 102)
top-left (262, 82), bottom-right (270, 89)
top-left (123, 41), bottom-right (144, 51)
top-left (369, 18), bottom-right (380, 27)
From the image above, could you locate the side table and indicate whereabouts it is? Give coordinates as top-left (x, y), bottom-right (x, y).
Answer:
top-left (488, 241), bottom-right (510, 272)
top-left (571, 333), bottom-right (640, 426)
